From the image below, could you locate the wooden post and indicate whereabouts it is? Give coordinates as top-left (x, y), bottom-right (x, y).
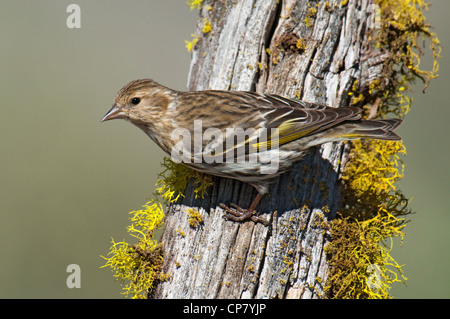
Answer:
top-left (151, 0), bottom-right (383, 299)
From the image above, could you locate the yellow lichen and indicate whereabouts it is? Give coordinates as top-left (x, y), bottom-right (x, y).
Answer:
top-left (187, 208), bottom-right (204, 228)
top-left (325, 208), bottom-right (407, 299)
top-left (185, 34), bottom-right (199, 52)
top-left (187, 0), bottom-right (203, 10)
top-left (155, 157), bottom-right (213, 202)
top-left (342, 140), bottom-right (406, 196)
top-left (176, 228), bottom-right (186, 237)
top-left (303, 3), bottom-right (317, 27)
top-left (303, 16), bottom-right (313, 27)
top-left (295, 38), bottom-right (307, 50)
top-left (202, 18), bottom-right (213, 34)
top-left (101, 200), bottom-right (166, 298)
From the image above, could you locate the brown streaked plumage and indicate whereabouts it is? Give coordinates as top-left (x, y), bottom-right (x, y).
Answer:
top-left (102, 79), bottom-right (403, 225)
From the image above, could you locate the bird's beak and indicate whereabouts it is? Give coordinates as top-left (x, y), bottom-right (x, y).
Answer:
top-left (101, 103), bottom-right (127, 122)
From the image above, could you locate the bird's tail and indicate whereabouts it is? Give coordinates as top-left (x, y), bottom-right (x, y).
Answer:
top-left (337, 118), bottom-right (403, 141)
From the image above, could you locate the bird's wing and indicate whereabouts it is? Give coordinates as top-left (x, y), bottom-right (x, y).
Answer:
top-left (192, 91), bottom-right (362, 161)
top-left (237, 92), bottom-right (362, 150)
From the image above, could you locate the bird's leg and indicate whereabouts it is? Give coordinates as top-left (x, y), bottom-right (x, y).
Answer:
top-left (219, 193), bottom-right (270, 226)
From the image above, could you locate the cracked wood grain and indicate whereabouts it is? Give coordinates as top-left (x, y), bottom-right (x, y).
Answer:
top-left (150, 0), bottom-right (383, 299)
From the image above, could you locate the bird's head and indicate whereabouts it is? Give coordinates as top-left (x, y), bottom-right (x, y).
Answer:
top-left (101, 79), bottom-right (175, 126)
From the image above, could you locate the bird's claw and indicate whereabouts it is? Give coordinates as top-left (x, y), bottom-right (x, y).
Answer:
top-left (219, 203), bottom-right (270, 226)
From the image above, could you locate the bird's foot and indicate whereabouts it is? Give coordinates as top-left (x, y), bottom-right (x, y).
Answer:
top-left (219, 203), bottom-right (270, 226)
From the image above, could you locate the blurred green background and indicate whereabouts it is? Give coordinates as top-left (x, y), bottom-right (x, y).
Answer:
top-left (0, 1), bottom-right (448, 298)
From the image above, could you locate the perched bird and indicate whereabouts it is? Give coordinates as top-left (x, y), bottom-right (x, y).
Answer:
top-left (102, 79), bottom-right (403, 225)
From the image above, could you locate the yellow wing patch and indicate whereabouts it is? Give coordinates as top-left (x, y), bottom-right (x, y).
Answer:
top-left (251, 119), bottom-right (317, 151)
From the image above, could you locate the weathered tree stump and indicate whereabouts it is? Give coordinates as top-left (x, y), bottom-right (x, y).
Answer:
top-left (151, 0), bottom-right (383, 299)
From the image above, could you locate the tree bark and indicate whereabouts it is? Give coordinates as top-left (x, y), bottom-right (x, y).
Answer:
top-left (151, 0), bottom-right (382, 299)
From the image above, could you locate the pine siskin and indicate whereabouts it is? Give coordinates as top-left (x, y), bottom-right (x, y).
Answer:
top-left (102, 79), bottom-right (403, 225)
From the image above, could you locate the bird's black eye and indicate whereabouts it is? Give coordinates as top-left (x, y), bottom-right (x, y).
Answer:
top-left (131, 97), bottom-right (141, 105)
